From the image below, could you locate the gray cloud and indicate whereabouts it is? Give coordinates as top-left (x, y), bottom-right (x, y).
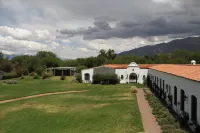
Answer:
top-left (1, 0), bottom-right (200, 58)
top-left (94, 16), bottom-right (117, 22)
top-left (59, 15), bottom-right (200, 40)
top-left (93, 20), bottom-right (112, 30)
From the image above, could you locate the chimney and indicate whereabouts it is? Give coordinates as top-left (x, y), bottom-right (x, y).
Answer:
top-left (191, 60), bottom-right (196, 65)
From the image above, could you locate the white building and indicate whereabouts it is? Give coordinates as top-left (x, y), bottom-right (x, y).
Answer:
top-left (81, 62), bottom-right (155, 84)
top-left (148, 64), bottom-right (200, 132)
top-left (82, 62), bottom-right (200, 132)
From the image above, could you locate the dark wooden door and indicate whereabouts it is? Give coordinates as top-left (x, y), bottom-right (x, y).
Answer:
top-left (180, 89), bottom-right (185, 111)
top-left (191, 95), bottom-right (197, 124)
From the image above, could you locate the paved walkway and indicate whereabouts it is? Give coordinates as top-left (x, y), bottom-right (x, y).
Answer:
top-left (0, 90), bottom-right (88, 104)
top-left (136, 89), bottom-right (162, 133)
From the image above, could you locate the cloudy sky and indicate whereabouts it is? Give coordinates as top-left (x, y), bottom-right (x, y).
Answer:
top-left (0, 0), bottom-right (200, 59)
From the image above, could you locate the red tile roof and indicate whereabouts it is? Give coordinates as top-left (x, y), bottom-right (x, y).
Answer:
top-left (150, 64), bottom-right (200, 82)
top-left (138, 64), bottom-right (158, 69)
top-left (104, 64), bottom-right (128, 69)
top-left (104, 64), bottom-right (157, 69)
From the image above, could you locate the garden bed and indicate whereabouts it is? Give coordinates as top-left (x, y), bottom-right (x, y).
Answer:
top-left (144, 89), bottom-right (188, 133)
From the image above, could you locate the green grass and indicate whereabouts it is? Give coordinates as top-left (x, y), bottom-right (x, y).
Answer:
top-left (0, 78), bottom-right (143, 133)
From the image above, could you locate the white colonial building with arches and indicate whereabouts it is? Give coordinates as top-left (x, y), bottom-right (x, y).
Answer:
top-left (148, 64), bottom-right (200, 132)
top-left (82, 62), bottom-right (200, 132)
top-left (81, 62), bottom-right (154, 84)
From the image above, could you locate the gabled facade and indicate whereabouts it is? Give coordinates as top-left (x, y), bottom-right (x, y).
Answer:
top-left (81, 62), bottom-right (156, 84)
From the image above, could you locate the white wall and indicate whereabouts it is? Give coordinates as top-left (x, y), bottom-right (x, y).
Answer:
top-left (149, 69), bottom-right (200, 125)
top-left (115, 69), bottom-right (127, 84)
top-left (81, 69), bottom-right (94, 83)
top-left (138, 69), bottom-right (148, 84)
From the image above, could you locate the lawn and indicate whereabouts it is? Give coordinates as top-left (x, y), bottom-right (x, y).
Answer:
top-left (0, 77), bottom-right (144, 133)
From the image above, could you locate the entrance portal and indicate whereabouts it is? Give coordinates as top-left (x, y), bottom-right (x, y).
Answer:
top-left (129, 73), bottom-right (137, 83)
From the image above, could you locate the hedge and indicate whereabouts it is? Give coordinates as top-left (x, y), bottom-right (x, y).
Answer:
top-left (93, 74), bottom-right (120, 84)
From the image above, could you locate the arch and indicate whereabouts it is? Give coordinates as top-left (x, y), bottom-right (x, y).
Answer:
top-left (84, 73), bottom-right (90, 81)
top-left (129, 73), bottom-right (137, 83)
top-left (191, 95), bottom-right (197, 124)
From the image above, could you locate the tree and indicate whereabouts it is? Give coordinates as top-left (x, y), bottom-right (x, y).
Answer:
top-left (98, 49), bottom-right (107, 58)
top-left (0, 52), bottom-right (3, 59)
top-left (75, 66), bottom-right (87, 73)
top-left (98, 49), bottom-right (117, 60)
top-left (36, 51), bottom-right (57, 58)
top-left (41, 57), bottom-right (62, 68)
top-left (63, 60), bottom-right (79, 67)
top-left (0, 59), bottom-right (14, 72)
top-left (106, 49), bottom-right (116, 60)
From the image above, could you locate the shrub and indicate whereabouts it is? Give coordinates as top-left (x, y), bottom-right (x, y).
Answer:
top-left (42, 72), bottom-right (53, 79)
top-left (161, 124), bottom-right (176, 130)
top-left (172, 129), bottom-right (188, 133)
top-left (2, 80), bottom-right (18, 84)
top-left (75, 73), bottom-right (82, 83)
top-left (60, 76), bottom-right (66, 80)
top-left (15, 68), bottom-right (29, 77)
top-left (36, 67), bottom-right (44, 76)
top-left (93, 74), bottom-right (119, 85)
top-left (2, 72), bottom-right (17, 80)
top-left (143, 77), bottom-right (147, 86)
top-left (29, 72), bottom-right (37, 77)
top-left (130, 86), bottom-right (137, 93)
top-left (33, 75), bottom-right (40, 79)
top-left (20, 75), bottom-right (25, 79)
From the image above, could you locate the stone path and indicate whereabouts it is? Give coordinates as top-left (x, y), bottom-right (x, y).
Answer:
top-left (136, 89), bottom-right (162, 133)
top-left (0, 90), bottom-right (88, 104)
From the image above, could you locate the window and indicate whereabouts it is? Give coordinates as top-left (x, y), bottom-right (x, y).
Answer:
top-left (132, 69), bottom-right (134, 71)
top-left (168, 85), bottom-right (171, 94)
top-left (191, 95), bottom-right (197, 124)
top-left (157, 77), bottom-right (159, 85)
top-left (174, 86), bottom-right (177, 106)
top-left (143, 75), bottom-right (146, 79)
top-left (160, 79), bottom-right (162, 88)
top-left (163, 80), bottom-right (165, 90)
top-left (166, 85), bottom-right (168, 92)
top-left (121, 75), bottom-right (124, 80)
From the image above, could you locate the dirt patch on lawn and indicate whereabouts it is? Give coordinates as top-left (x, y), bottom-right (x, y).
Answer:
top-left (0, 103), bottom-right (66, 117)
top-left (0, 102), bottom-right (116, 118)
top-left (0, 90), bottom-right (88, 104)
top-left (0, 95), bottom-right (6, 98)
top-left (67, 103), bottom-right (114, 112)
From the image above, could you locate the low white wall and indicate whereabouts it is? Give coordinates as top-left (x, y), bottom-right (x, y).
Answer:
top-left (149, 69), bottom-right (200, 125)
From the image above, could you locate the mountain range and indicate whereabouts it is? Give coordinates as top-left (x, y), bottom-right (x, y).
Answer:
top-left (118, 36), bottom-right (200, 56)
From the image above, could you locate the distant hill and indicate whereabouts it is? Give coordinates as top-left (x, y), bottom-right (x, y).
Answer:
top-left (118, 36), bottom-right (200, 56)
top-left (3, 54), bottom-right (18, 60)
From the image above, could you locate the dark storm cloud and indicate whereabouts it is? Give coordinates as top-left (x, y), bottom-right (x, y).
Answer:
top-left (58, 20), bottom-right (112, 37)
top-left (2, 0), bottom-right (200, 40)
top-left (93, 20), bottom-right (112, 30)
top-left (94, 16), bottom-right (117, 22)
top-left (59, 15), bottom-right (200, 40)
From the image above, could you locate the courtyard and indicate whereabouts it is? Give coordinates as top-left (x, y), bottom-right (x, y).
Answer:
top-left (0, 77), bottom-right (143, 133)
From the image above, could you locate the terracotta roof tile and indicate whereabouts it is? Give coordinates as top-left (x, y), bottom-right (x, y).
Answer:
top-left (104, 64), bottom-right (158, 69)
top-left (150, 64), bottom-right (200, 82)
top-left (138, 64), bottom-right (158, 69)
top-left (104, 64), bottom-right (128, 69)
